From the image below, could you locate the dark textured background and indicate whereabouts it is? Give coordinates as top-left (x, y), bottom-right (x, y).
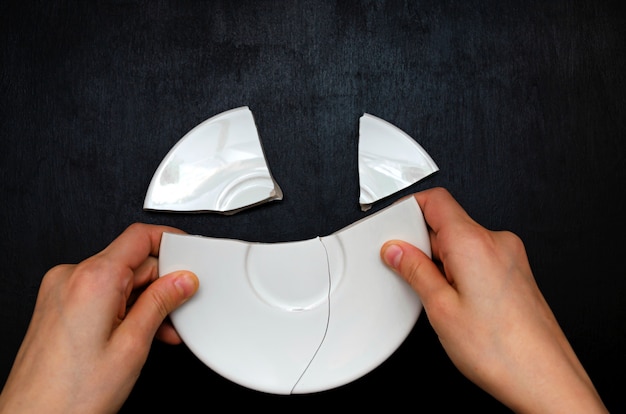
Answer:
top-left (1, 1), bottom-right (624, 412)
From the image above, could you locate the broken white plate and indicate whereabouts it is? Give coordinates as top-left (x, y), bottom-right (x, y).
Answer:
top-left (159, 196), bottom-right (431, 394)
top-left (358, 114), bottom-right (439, 211)
top-left (144, 106), bottom-right (282, 214)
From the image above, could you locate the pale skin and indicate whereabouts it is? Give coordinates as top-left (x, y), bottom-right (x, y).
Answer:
top-left (380, 187), bottom-right (607, 413)
top-left (0, 223), bottom-right (199, 414)
top-left (0, 188), bottom-right (608, 413)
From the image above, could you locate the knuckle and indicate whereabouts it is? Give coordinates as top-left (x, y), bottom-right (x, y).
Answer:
top-left (430, 186), bottom-right (449, 197)
top-left (40, 263), bottom-right (73, 289)
top-left (77, 256), bottom-right (122, 282)
top-left (499, 230), bottom-right (525, 251)
top-left (125, 222), bottom-right (148, 235)
top-left (498, 230), bottom-right (528, 263)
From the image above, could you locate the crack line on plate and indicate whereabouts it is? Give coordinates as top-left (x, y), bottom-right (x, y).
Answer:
top-left (289, 236), bottom-right (332, 394)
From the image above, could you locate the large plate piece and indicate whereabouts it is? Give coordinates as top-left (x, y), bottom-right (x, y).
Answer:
top-left (358, 113), bottom-right (439, 211)
top-left (144, 106), bottom-right (282, 214)
top-left (159, 196), bottom-right (431, 394)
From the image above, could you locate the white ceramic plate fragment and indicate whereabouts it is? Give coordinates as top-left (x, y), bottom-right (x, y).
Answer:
top-left (144, 106), bottom-right (282, 214)
top-left (159, 196), bottom-right (431, 394)
top-left (358, 113), bottom-right (439, 211)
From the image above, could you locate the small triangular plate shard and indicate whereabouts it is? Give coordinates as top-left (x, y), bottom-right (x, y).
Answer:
top-left (144, 107), bottom-right (283, 215)
top-left (358, 113), bottom-right (439, 211)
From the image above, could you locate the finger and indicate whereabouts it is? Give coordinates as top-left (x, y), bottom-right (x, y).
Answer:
top-left (115, 271), bottom-right (199, 347)
top-left (123, 257), bottom-right (159, 309)
top-left (132, 256), bottom-right (159, 289)
top-left (98, 223), bottom-right (185, 271)
top-left (414, 187), bottom-right (476, 236)
top-left (381, 240), bottom-right (454, 309)
top-left (154, 319), bottom-right (184, 345)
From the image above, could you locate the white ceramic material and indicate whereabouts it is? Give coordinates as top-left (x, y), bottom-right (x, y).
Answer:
top-left (144, 106), bottom-right (282, 214)
top-left (358, 113), bottom-right (439, 211)
top-left (159, 196), bottom-right (431, 394)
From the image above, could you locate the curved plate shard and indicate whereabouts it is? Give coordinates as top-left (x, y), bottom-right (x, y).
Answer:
top-left (358, 113), bottom-right (438, 211)
top-left (144, 106), bottom-right (282, 214)
top-left (158, 196), bottom-right (429, 395)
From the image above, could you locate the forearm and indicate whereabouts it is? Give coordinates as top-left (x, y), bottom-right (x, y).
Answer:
top-left (484, 339), bottom-right (607, 413)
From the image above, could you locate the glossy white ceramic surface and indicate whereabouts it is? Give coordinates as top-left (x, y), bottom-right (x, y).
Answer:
top-left (159, 196), bottom-right (431, 394)
top-left (358, 113), bottom-right (439, 211)
top-left (144, 106), bottom-right (282, 214)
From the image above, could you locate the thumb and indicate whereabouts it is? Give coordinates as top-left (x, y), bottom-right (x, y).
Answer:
top-left (381, 241), bottom-right (451, 307)
top-left (120, 271), bottom-right (199, 346)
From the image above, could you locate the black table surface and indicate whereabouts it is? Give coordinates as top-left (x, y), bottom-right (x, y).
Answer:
top-left (1, 1), bottom-right (624, 412)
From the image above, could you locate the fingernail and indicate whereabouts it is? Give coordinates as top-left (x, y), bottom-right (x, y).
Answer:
top-left (383, 244), bottom-right (403, 269)
top-left (173, 272), bottom-right (198, 298)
